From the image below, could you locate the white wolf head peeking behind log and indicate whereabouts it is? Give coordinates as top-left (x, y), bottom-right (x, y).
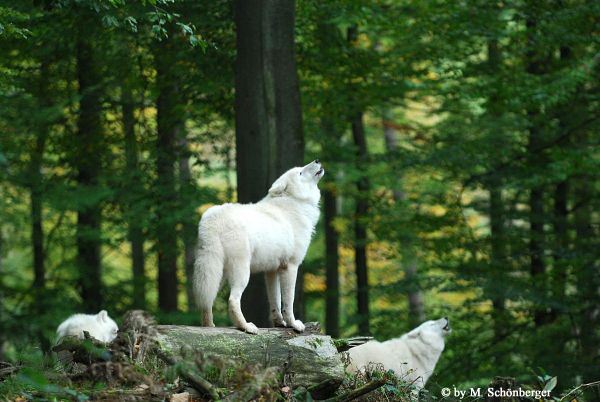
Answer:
top-left (56, 310), bottom-right (119, 343)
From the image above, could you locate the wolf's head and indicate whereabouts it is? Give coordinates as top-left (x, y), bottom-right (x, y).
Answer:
top-left (405, 317), bottom-right (451, 351)
top-left (96, 310), bottom-right (119, 342)
top-left (267, 160), bottom-right (324, 204)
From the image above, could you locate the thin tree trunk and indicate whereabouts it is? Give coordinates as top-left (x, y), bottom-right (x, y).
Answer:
top-left (382, 109), bottom-right (425, 327)
top-left (551, 45), bottom-right (573, 316)
top-left (552, 180), bottom-right (568, 305)
top-left (573, 133), bottom-right (599, 388)
top-left (489, 182), bottom-right (507, 339)
top-left (234, 0), bottom-right (304, 326)
top-left (322, 119), bottom-right (340, 337)
top-left (75, 19), bottom-right (103, 312)
top-left (324, 187), bottom-right (340, 338)
top-left (486, 38), bottom-right (508, 341)
top-left (178, 134), bottom-right (198, 312)
top-left (31, 82), bottom-right (47, 290)
top-left (351, 112), bottom-right (370, 335)
top-left (31, 61), bottom-right (51, 353)
top-left (155, 37), bottom-right (180, 312)
top-left (526, 11), bottom-right (548, 327)
top-left (528, 138), bottom-right (546, 327)
top-left (0, 230), bottom-right (3, 361)
top-left (122, 84), bottom-right (146, 309)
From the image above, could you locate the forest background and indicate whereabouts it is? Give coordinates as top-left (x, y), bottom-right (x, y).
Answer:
top-left (0, 0), bottom-right (599, 396)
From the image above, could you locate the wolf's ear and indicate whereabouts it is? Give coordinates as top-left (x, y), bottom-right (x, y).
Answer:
top-left (97, 310), bottom-right (108, 323)
top-left (407, 328), bottom-right (420, 339)
top-left (268, 176), bottom-right (288, 196)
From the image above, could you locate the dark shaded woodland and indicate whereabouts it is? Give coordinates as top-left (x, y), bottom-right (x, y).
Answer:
top-left (0, 0), bottom-right (599, 399)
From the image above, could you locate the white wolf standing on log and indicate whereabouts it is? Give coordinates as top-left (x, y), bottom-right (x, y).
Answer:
top-left (193, 160), bottom-right (324, 334)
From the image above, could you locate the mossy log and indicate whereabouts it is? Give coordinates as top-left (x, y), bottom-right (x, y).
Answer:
top-left (154, 322), bottom-right (345, 397)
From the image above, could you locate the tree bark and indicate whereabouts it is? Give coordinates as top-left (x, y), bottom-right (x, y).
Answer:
top-left (75, 17), bottom-right (103, 312)
top-left (234, 0), bottom-right (305, 326)
top-left (351, 112), bottom-right (370, 335)
top-left (382, 109), bottom-right (425, 328)
top-left (155, 37), bottom-right (180, 312)
top-left (122, 83), bottom-right (146, 309)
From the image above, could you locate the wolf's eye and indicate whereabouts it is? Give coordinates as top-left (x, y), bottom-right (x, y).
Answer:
top-left (299, 172), bottom-right (302, 175)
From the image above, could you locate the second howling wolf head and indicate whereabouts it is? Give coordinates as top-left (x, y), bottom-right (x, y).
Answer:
top-left (347, 317), bottom-right (451, 390)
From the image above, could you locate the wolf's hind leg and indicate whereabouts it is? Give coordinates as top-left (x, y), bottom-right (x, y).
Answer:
top-left (265, 271), bottom-right (286, 327)
top-left (203, 310), bottom-right (215, 327)
top-left (226, 259), bottom-right (258, 334)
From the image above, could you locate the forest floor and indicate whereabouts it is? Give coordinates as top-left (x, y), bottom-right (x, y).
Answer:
top-left (0, 311), bottom-right (418, 402)
top-left (0, 346), bottom-right (415, 401)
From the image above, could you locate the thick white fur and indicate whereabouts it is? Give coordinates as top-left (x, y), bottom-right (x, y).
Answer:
top-left (193, 160), bottom-right (324, 334)
top-left (56, 310), bottom-right (119, 343)
top-left (347, 318), bottom-right (451, 390)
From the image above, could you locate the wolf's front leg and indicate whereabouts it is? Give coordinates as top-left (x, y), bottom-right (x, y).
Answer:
top-left (265, 271), bottom-right (286, 327)
top-left (280, 264), bottom-right (305, 332)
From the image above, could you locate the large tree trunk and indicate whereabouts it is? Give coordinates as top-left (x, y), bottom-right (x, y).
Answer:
top-left (75, 17), bottom-right (103, 312)
top-left (351, 112), bottom-right (370, 335)
top-left (382, 109), bottom-right (425, 328)
top-left (177, 134), bottom-right (198, 312)
top-left (122, 83), bottom-right (146, 309)
top-left (234, 0), bottom-right (304, 327)
top-left (155, 37), bottom-right (180, 312)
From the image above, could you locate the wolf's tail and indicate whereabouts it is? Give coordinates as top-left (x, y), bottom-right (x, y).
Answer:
top-left (193, 232), bottom-right (224, 326)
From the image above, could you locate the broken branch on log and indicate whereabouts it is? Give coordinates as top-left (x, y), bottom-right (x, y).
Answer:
top-left (157, 350), bottom-right (220, 401)
top-left (322, 378), bottom-right (387, 402)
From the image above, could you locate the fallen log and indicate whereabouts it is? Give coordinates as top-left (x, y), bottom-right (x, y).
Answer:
top-left (154, 322), bottom-right (345, 398)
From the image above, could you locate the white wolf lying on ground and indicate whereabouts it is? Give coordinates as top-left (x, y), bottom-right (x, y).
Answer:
top-left (347, 317), bottom-right (451, 390)
top-left (193, 160), bottom-right (324, 334)
top-left (56, 310), bottom-right (119, 343)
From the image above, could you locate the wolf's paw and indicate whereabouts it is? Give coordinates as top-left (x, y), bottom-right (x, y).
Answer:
top-left (290, 320), bottom-right (305, 332)
top-left (272, 317), bottom-right (287, 327)
top-left (244, 322), bottom-right (259, 334)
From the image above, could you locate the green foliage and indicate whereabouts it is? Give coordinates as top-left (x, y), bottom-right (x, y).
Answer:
top-left (0, 0), bottom-right (599, 398)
